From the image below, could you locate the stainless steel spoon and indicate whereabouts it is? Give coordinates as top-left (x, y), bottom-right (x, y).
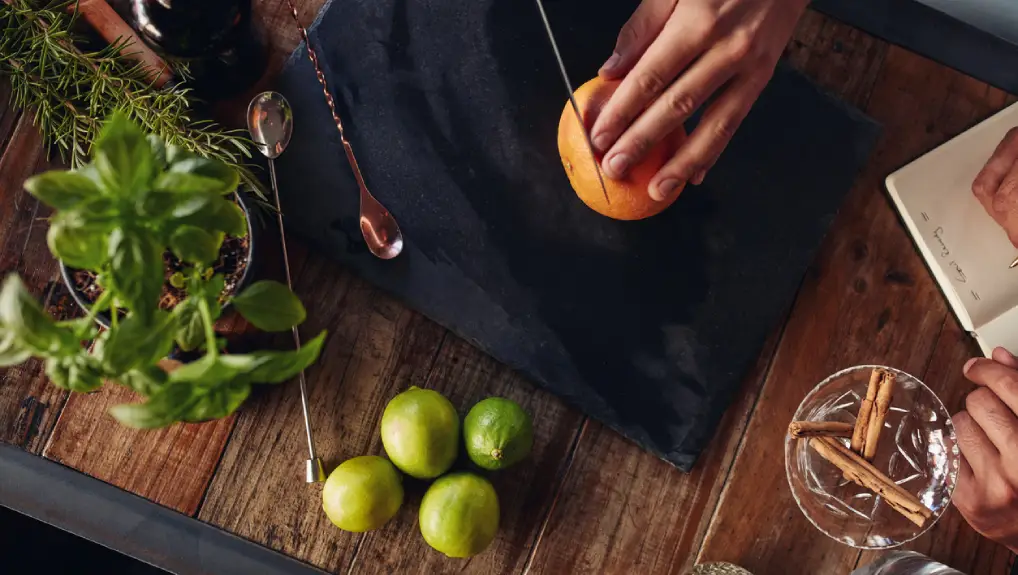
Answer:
top-left (285, 0), bottom-right (404, 260)
top-left (247, 91), bottom-right (325, 484)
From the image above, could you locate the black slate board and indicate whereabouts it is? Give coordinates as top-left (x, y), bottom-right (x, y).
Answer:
top-left (274, 0), bottom-right (881, 471)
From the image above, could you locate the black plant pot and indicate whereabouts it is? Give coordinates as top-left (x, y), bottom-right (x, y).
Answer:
top-left (59, 191), bottom-right (261, 337)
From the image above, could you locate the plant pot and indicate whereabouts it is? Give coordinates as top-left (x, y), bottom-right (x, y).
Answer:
top-left (59, 191), bottom-right (261, 332)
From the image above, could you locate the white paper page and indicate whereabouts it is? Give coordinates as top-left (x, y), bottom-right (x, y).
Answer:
top-left (886, 102), bottom-right (1018, 331)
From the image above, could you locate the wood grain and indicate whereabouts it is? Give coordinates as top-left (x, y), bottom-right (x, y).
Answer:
top-left (523, 329), bottom-right (781, 575)
top-left (0, 113), bottom-right (70, 454)
top-left (697, 45), bottom-right (1014, 575)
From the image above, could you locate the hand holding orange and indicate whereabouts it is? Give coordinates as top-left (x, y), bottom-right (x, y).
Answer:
top-left (558, 77), bottom-right (686, 220)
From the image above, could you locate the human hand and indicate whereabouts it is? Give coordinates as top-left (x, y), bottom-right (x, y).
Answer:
top-left (952, 347), bottom-right (1018, 553)
top-left (973, 128), bottom-right (1018, 247)
top-left (591, 0), bottom-right (808, 201)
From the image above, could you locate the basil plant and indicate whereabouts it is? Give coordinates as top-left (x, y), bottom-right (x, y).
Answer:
top-left (0, 112), bottom-right (325, 428)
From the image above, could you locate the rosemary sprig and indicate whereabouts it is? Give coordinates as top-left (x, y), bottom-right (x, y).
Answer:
top-left (0, 0), bottom-right (267, 200)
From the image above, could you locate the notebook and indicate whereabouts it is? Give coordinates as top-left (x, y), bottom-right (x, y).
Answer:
top-left (886, 102), bottom-right (1018, 356)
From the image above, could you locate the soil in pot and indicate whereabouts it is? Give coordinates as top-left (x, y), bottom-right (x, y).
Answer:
top-left (70, 233), bottom-right (251, 312)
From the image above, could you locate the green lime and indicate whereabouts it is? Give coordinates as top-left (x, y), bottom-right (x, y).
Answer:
top-left (322, 455), bottom-right (403, 532)
top-left (463, 397), bottom-right (533, 470)
top-left (380, 387), bottom-right (460, 479)
top-left (418, 472), bottom-right (500, 558)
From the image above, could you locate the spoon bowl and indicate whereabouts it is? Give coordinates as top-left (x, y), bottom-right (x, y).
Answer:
top-left (247, 92), bottom-right (293, 160)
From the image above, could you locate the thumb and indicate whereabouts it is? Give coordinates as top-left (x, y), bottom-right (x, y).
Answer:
top-left (600, 0), bottom-right (677, 79)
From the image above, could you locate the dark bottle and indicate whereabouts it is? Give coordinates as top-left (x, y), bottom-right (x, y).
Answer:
top-left (129, 0), bottom-right (263, 98)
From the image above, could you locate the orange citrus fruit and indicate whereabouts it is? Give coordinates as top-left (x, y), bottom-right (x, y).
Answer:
top-left (557, 77), bottom-right (685, 220)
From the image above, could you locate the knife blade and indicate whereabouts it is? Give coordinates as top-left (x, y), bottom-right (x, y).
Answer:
top-left (534, 0), bottom-right (611, 204)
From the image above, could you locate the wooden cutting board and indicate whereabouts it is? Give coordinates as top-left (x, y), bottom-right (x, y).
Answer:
top-left (273, 0), bottom-right (881, 471)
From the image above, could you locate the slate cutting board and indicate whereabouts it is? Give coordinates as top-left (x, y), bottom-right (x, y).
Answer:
top-left (274, 0), bottom-right (881, 471)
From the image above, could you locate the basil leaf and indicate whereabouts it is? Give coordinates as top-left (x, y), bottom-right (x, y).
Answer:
top-left (154, 172), bottom-right (230, 195)
top-left (169, 225), bottom-right (223, 265)
top-left (56, 317), bottom-right (101, 341)
top-left (101, 310), bottom-right (175, 375)
top-left (45, 356), bottom-right (103, 393)
top-left (47, 212), bottom-right (110, 270)
top-left (220, 330), bottom-right (326, 384)
top-left (180, 379), bottom-right (251, 423)
top-left (119, 366), bottom-right (169, 397)
top-left (109, 381), bottom-right (199, 428)
top-left (172, 298), bottom-right (205, 352)
top-left (108, 229), bottom-right (163, 321)
top-left (167, 158), bottom-right (238, 195)
top-left (165, 144), bottom-right (192, 166)
top-left (173, 197), bottom-right (247, 238)
top-left (0, 330), bottom-right (31, 367)
top-left (0, 275), bottom-right (78, 356)
top-left (93, 112), bottom-right (156, 197)
top-left (24, 171), bottom-right (102, 210)
top-left (231, 281), bottom-right (306, 332)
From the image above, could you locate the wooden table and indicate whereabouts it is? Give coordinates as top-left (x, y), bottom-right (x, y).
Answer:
top-left (1, 3), bottom-right (1016, 574)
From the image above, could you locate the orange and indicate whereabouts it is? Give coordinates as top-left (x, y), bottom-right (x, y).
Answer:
top-left (557, 77), bottom-right (685, 220)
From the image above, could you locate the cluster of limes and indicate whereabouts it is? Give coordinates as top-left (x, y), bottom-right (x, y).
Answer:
top-left (321, 387), bottom-right (533, 558)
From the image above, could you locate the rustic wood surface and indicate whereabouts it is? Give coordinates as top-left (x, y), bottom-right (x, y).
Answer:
top-left (1, 4), bottom-right (1016, 574)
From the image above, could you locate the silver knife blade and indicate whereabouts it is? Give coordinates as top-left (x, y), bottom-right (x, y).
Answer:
top-left (534, 0), bottom-right (611, 204)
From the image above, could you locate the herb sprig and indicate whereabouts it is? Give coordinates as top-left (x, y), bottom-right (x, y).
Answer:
top-left (0, 0), bottom-right (267, 200)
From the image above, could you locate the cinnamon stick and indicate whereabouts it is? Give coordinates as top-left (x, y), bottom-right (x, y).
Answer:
top-left (863, 371), bottom-right (896, 460)
top-left (809, 436), bottom-right (932, 527)
top-left (851, 368), bottom-right (882, 453)
top-left (75, 0), bottom-right (172, 87)
top-left (788, 421), bottom-right (854, 439)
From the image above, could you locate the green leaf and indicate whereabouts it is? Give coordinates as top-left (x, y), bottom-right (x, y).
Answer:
top-left (45, 356), bottom-right (104, 393)
top-left (56, 317), bottom-right (101, 341)
top-left (107, 229), bottom-right (164, 320)
top-left (167, 157), bottom-right (238, 195)
top-left (180, 379), bottom-right (251, 423)
top-left (109, 381), bottom-right (199, 428)
top-left (220, 330), bottom-right (326, 384)
top-left (171, 297), bottom-right (205, 352)
top-left (173, 197), bottom-right (247, 238)
top-left (154, 172), bottom-right (229, 195)
top-left (0, 330), bottom-right (32, 367)
top-left (24, 171), bottom-right (102, 210)
top-left (231, 281), bottom-right (306, 332)
top-left (93, 112), bottom-right (156, 197)
top-left (118, 366), bottom-right (169, 397)
top-left (169, 225), bottom-right (223, 265)
top-left (165, 144), bottom-right (193, 166)
top-left (0, 275), bottom-right (78, 356)
top-left (101, 310), bottom-right (175, 375)
top-left (47, 212), bottom-right (110, 270)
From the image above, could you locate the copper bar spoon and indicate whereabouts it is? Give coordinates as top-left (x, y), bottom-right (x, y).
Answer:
top-left (285, 0), bottom-right (404, 260)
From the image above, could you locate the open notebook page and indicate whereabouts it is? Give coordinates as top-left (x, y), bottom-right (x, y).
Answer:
top-left (886, 102), bottom-right (1018, 355)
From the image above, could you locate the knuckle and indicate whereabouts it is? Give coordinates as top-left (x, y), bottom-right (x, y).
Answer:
top-left (619, 21), bottom-right (641, 48)
top-left (664, 90), bottom-right (698, 119)
top-left (627, 135), bottom-right (653, 158)
top-left (635, 69), bottom-right (668, 97)
top-left (966, 387), bottom-right (996, 413)
top-left (711, 117), bottom-right (739, 145)
top-left (727, 33), bottom-right (756, 62)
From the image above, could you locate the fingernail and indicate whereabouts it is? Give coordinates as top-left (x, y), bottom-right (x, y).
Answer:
top-left (692, 170), bottom-right (707, 185)
top-left (653, 179), bottom-right (680, 201)
top-left (592, 132), bottom-right (611, 152)
top-left (600, 52), bottom-right (621, 73)
top-left (607, 153), bottom-right (630, 177)
top-left (963, 357), bottom-right (979, 375)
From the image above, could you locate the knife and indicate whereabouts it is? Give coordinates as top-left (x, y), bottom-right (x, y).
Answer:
top-left (534, 0), bottom-right (611, 204)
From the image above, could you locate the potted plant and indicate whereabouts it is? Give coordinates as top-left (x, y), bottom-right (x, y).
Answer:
top-left (0, 112), bottom-right (325, 428)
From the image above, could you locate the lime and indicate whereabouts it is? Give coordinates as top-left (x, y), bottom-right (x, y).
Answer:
top-left (463, 397), bottom-right (533, 470)
top-left (380, 387), bottom-right (460, 479)
top-left (418, 472), bottom-right (500, 558)
top-left (322, 455), bottom-right (403, 532)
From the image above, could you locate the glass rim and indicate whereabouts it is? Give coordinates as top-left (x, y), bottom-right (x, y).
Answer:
top-left (784, 364), bottom-right (958, 549)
